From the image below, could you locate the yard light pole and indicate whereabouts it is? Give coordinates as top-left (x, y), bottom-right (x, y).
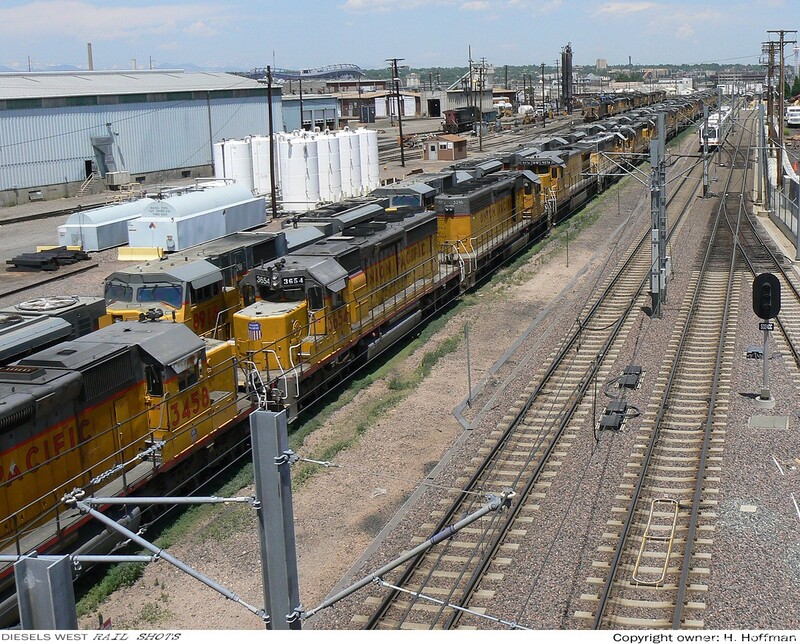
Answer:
top-left (541, 62), bottom-right (546, 127)
top-left (387, 57), bottom-right (406, 167)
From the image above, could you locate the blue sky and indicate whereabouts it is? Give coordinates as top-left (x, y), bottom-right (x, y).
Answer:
top-left (0, 0), bottom-right (795, 72)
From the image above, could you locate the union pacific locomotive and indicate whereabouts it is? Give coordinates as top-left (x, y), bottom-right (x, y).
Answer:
top-left (0, 90), bottom-right (717, 623)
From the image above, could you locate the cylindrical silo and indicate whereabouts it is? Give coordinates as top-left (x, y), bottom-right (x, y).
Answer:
top-left (339, 128), bottom-right (362, 197)
top-left (363, 128), bottom-right (380, 191)
top-left (338, 128), bottom-right (353, 199)
top-left (317, 130), bottom-right (342, 203)
top-left (280, 131), bottom-right (320, 212)
top-left (303, 132), bottom-right (321, 209)
top-left (250, 135), bottom-right (278, 197)
top-left (213, 138), bottom-right (254, 193)
top-left (356, 128), bottom-right (371, 193)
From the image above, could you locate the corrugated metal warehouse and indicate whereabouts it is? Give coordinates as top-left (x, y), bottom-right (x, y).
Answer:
top-left (0, 70), bottom-right (282, 206)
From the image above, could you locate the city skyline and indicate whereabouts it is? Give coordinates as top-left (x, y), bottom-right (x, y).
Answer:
top-left (0, 0), bottom-right (796, 73)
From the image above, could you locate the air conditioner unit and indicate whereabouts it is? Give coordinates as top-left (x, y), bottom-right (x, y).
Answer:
top-left (106, 171), bottom-right (130, 186)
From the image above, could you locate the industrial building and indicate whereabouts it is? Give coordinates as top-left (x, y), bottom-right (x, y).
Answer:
top-left (0, 70), bottom-right (282, 206)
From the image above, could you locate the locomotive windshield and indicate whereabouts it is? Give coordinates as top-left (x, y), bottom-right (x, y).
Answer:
top-left (137, 284), bottom-right (184, 309)
top-left (105, 280), bottom-right (133, 304)
top-left (105, 278), bottom-right (184, 310)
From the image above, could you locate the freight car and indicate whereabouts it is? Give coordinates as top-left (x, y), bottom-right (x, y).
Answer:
top-left (443, 107), bottom-right (479, 134)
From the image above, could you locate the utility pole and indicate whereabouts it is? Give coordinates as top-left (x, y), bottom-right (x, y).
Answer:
top-left (298, 77), bottom-right (304, 130)
top-left (386, 57), bottom-right (406, 167)
top-left (541, 62), bottom-right (546, 127)
top-left (650, 112), bottom-right (667, 317)
top-left (478, 62), bottom-right (484, 151)
top-left (702, 105), bottom-right (709, 197)
top-left (717, 85), bottom-right (724, 167)
top-left (266, 66), bottom-right (279, 220)
top-left (768, 29), bottom-right (798, 181)
top-left (468, 46), bottom-right (474, 114)
top-left (764, 41), bottom-right (776, 161)
top-left (555, 58), bottom-right (560, 113)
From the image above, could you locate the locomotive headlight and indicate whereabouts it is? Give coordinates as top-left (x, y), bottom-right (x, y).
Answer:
top-left (271, 273), bottom-right (280, 287)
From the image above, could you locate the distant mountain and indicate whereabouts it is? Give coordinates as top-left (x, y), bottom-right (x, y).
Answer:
top-left (0, 61), bottom-right (250, 74)
top-left (153, 61), bottom-right (250, 73)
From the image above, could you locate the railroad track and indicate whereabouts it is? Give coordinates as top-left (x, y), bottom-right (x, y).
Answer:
top-left (358, 123), bottom-right (708, 630)
top-left (581, 109), bottom-right (754, 629)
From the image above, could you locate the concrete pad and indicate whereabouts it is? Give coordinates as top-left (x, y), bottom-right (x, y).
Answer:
top-left (747, 415), bottom-right (790, 430)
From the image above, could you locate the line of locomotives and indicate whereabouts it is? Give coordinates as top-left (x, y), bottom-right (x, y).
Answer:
top-left (442, 89), bottom-right (669, 133)
top-left (0, 90), bottom-right (716, 622)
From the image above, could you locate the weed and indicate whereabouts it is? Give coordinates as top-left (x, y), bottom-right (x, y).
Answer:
top-left (76, 562), bottom-right (145, 617)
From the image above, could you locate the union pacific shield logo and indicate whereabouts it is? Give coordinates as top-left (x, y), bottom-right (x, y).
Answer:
top-left (247, 321), bottom-right (262, 341)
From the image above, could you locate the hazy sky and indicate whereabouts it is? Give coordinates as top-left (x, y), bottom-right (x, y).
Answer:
top-left (0, 0), bottom-right (796, 72)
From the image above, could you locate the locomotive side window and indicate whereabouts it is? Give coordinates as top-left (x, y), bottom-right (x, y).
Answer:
top-left (308, 286), bottom-right (324, 311)
top-left (177, 363), bottom-right (199, 391)
top-left (145, 364), bottom-right (164, 397)
top-left (242, 284), bottom-right (256, 306)
top-left (190, 282), bottom-right (222, 304)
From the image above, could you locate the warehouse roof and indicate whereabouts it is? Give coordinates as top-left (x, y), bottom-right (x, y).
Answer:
top-left (0, 70), bottom-right (270, 100)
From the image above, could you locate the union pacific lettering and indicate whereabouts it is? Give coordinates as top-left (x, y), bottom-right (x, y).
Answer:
top-left (0, 422), bottom-right (81, 482)
top-left (0, 380), bottom-right (144, 486)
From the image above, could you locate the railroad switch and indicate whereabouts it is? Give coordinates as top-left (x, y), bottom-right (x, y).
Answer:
top-left (599, 400), bottom-right (628, 431)
top-left (619, 365), bottom-right (643, 389)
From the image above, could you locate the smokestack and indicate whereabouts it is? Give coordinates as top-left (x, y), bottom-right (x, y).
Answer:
top-left (87, 43), bottom-right (93, 71)
top-left (131, 58), bottom-right (137, 70)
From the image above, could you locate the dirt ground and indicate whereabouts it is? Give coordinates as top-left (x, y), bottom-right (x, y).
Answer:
top-left (76, 178), bottom-right (650, 630)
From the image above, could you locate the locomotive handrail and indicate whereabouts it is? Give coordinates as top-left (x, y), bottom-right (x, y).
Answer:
top-left (208, 302), bottom-right (239, 340)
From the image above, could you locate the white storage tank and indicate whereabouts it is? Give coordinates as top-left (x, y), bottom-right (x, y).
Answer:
top-left (280, 132), bottom-right (320, 212)
top-left (317, 130), bottom-right (342, 203)
top-left (363, 128), bottom-right (380, 191)
top-left (213, 138), bottom-right (255, 193)
top-left (338, 128), bottom-right (362, 197)
top-left (127, 184), bottom-right (265, 251)
top-left (356, 128), bottom-right (371, 193)
top-left (303, 132), bottom-right (321, 208)
top-left (338, 129), bottom-right (353, 199)
top-left (250, 135), bottom-right (278, 197)
top-left (57, 198), bottom-right (154, 251)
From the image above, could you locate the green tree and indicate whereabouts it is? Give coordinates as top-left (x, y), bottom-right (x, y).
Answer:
top-left (791, 76), bottom-right (800, 98)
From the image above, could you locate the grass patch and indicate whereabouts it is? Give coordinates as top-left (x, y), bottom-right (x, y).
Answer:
top-left (76, 562), bottom-right (146, 617)
top-left (291, 330), bottom-right (464, 488)
top-left (75, 458), bottom-right (258, 618)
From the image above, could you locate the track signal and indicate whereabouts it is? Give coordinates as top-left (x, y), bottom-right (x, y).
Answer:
top-left (752, 273), bottom-right (780, 320)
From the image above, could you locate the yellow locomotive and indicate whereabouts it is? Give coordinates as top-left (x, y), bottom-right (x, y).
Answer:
top-left (234, 209), bottom-right (454, 417)
top-left (104, 231), bottom-right (288, 339)
top-left (234, 171), bottom-right (547, 418)
top-left (0, 318), bottom-right (244, 559)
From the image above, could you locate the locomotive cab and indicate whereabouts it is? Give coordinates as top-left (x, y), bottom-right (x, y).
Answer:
top-left (234, 255), bottom-right (351, 376)
top-left (104, 259), bottom-right (239, 339)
